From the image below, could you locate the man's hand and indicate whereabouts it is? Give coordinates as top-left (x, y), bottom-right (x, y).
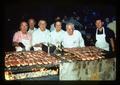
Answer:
top-left (30, 47), bottom-right (34, 51)
top-left (110, 38), bottom-right (115, 52)
top-left (112, 48), bottom-right (115, 52)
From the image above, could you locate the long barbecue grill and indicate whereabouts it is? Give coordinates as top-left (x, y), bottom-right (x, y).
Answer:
top-left (4, 46), bottom-right (115, 80)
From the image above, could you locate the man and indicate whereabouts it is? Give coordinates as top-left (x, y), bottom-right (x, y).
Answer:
top-left (62, 23), bottom-right (85, 48)
top-left (50, 20), bottom-right (65, 47)
top-left (28, 18), bottom-right (37, 36)
top-left (93, 18), bottom-right (115, 52)
top-left (32, 20), bottom-right (50, 51)
top-left (60, 23), bottom-right (85, 80)
top-left (50, 16), bottom-right (61, 32)
top-left (13, 21), bottom-right (32, 51)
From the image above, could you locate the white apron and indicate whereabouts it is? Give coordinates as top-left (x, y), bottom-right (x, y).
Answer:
top-left (95, 28), bottom-right (109, 51)
top-left (15, 39), bottom-right (31, 51)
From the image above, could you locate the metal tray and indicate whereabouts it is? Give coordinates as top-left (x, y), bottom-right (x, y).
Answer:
top-left (5, 64), bottom-right (59, 74)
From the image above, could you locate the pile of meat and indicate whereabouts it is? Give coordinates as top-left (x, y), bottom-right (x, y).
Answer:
top-left (63, 46), bottom-right (106, 61)
top-left (5, 51), bottom-right (60, 68)
top-left (5, 46), bottom-right (106, 67)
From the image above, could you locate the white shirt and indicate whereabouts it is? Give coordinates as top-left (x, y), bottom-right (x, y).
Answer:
top-left (107, 20), bottom-right (116, 38)
top-left (32, 28), bottom-right (50, 46)
top-left (28, 27), bottom-right (37, 36)
top-left (50, 29), bottom-right (65, 46)
top-left (62, 30), bottom-right (85, 48)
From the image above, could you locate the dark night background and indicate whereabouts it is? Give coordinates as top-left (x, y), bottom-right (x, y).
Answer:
top-left (2, 0), bottom-right (116, 52)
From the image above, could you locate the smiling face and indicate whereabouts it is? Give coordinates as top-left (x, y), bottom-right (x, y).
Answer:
top-left (38, 20), bottom-right (47, 31)
top-left (28, 19), bottom-right (36, 29)
top-left (95, 20), bottom-right (104, 29)
top-left (20, 22), bottom-right (28, 34)
top-left (55, 21), bottom-right (62, 32)
top-left (66, 24), bottom-right (74, 35)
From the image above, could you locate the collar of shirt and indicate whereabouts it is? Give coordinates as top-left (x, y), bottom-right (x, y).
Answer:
top-left (97, 27), bottom-right (104, 34)
top-left (55, 29), bottom-right (63, 33)
top-left (19, 31), bottom-right (31, 40)
top-left (29, 27), bottom-right (36, 31)
top-left (38, 28), bottom-right (47, 32)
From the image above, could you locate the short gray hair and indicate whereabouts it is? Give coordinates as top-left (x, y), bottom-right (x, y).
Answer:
top-left (66, 23), bottom-right (75, 30)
